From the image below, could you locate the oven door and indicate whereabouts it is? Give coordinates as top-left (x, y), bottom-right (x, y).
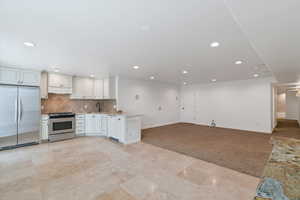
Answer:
top-left (49, 117), bottom-right (75, 135)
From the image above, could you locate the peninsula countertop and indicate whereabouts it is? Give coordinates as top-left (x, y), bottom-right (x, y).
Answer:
top-left (42, 112), bottom-right (143, 118)
top-left (75, 112), bottom-right (143, 118)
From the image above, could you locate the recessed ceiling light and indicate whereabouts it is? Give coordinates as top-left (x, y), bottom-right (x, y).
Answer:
top-left (182, 70), bottom-right (188, 74)
top-left (235, 60), bottom-right (243, 65)
top-left (253, 73), bottom-right (259, 78)
top-left (90, 74), bottom-right (95, 78)
top-left (210, 42), bottom-right (220, 48)
top-left (23, 42), bottom-right (35, 47)
top-left (54, 69), bottom-right (59, 73)
top-left (133, 66), bottom-right (140, 70)
top-left (211, 78), bottom-right (217, 82)
top-left (149, 76), bottom-right (155, 80)
top-left (183, 82), bottom-right (187, 85)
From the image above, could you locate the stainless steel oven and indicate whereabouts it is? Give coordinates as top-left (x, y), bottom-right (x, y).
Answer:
top-left (48, 112), bottom-right (75, 142)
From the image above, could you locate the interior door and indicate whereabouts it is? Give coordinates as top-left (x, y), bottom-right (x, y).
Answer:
top-left (0, 86), bottom-right (18, 148)
top-left (18, 87), bottom-right (40, 144)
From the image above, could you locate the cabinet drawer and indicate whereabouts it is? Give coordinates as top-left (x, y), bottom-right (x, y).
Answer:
top-left (76, 120), bottom-right (85, 125)
top-left (76, 128), bottom-right (85, 133)
top-left (76, 114), bottom-right (85, 119)
top-left (76, 126), bottom-right (85, 130)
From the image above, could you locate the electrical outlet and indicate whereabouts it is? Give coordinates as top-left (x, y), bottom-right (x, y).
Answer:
top-left (84, 105), bottom-right (88, 109)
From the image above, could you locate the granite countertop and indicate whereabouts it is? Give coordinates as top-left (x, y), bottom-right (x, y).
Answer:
top-left (42, 112), bottom-right (143, 118)
top-left (256, 136), bottom-right (300, 200)
top-left (76, 112), bottom-right (143, 117)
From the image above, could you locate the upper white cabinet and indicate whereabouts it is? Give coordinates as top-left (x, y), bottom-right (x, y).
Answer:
top-left (94, 79), bottom-right (104, 99)
top-left (71, 76), bottom-right (117, 100)
top-left (21, 70), bottom-right (41, 86)
top-left (71, 77), bottom-right (94, 99)
top-left (103, 77), bottom-right (116, 99)
top-left (40, 72), bottom-right (48, 99)
top-left (48, 73), bottom-right (72, 94)
top-left (0, 67), bottom-right (19, 84)
top-left (0, 67), bottom-right (40, 86)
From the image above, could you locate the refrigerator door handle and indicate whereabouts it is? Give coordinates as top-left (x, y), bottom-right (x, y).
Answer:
top-left (15, 98), bottom-right (18, 123)
top-left (20, 98), bottom-right (23, 121)
top-left (18, 97), bottom-right (21, 122)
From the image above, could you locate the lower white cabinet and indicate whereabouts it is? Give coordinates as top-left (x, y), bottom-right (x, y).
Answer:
top-left (107, 115), bottom-right (125, 141)
top-left (85, 114), bottom-right (107, 136)
top-left (40, 115), bottom-right (49, 141)
top-left (107, 115), bottom-right (141, 144)
top-left (75, 114), bottom-right (85, 136)
top-left (125, 116), bottom-right (142, 144)
top-left (41, 113), bottom-right (141, 144)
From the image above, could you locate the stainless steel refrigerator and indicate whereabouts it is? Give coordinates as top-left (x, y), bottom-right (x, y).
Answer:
top-left (0, 85), bottom-right (40, 150)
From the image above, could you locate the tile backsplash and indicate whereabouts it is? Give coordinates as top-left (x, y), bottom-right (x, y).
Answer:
top-left (41, 94), bottom-right (116, 114)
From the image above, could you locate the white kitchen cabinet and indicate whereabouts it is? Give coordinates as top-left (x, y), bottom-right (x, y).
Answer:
top-left (107, 114), bottom-right (142, 144)
top-left (75, 114), bottom-right (85, 136)
top-left (40, 72), bottom-right (48, 99)
top-left (85, 114), bottom-right (96, 134)
top-left (107, 115), bottom-right (125, 141)
top-left (48, 73), bottom-right (72, 94)
top-left (85, 114), bottom-right (107, 136)
top-left (100, 116), bottom-right (108, 135)
top-left (0, 67), bottom-right (19, 84)
top-left (21, 70), bottom-right (41, 86)
top-left (94, 79), bottom-right (104, 99)
top-left (103, 77), bottom-right (117, 99)
top-left (71, 77), bottom-right (94, 99)
top-left (0, 67), bottom-right (40, 86)
top-left (40, 115), bottom-right (49, 141)
top-left (125, 116), bottom-right (142, 144)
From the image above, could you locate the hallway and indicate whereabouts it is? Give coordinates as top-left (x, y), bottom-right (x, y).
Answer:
top-left (142, 120), bottom-right (300, 177)
top-left (273, 119), bottom-right (300, 139)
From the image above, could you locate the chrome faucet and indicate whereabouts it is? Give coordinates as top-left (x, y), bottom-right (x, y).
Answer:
top-left (96, 102), bottom-right (101, 112)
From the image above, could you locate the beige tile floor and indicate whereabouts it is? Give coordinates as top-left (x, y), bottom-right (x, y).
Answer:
top-left (0, 137), bottom-right (259, 200)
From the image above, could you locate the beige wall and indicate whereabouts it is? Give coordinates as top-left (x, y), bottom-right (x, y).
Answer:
top-left (41, 94), bottom-right (116, 114)
top-left (277, 93), bottom-right (286, 113)
top-left (286, 91), bottom-right (299, 120)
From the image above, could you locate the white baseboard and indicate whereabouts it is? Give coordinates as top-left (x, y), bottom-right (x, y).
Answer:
top-left (142, 121), bottom-right (179, 129)
top-left (180, 121), bottom-right (272, 134)
top-left (277, 112), bottom-right (286, 119)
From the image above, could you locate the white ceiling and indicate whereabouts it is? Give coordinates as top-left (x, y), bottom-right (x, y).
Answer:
top-left (0, 0), bottom-right (298, 84)
top-left (225, 0), bottom-right (300, 83)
